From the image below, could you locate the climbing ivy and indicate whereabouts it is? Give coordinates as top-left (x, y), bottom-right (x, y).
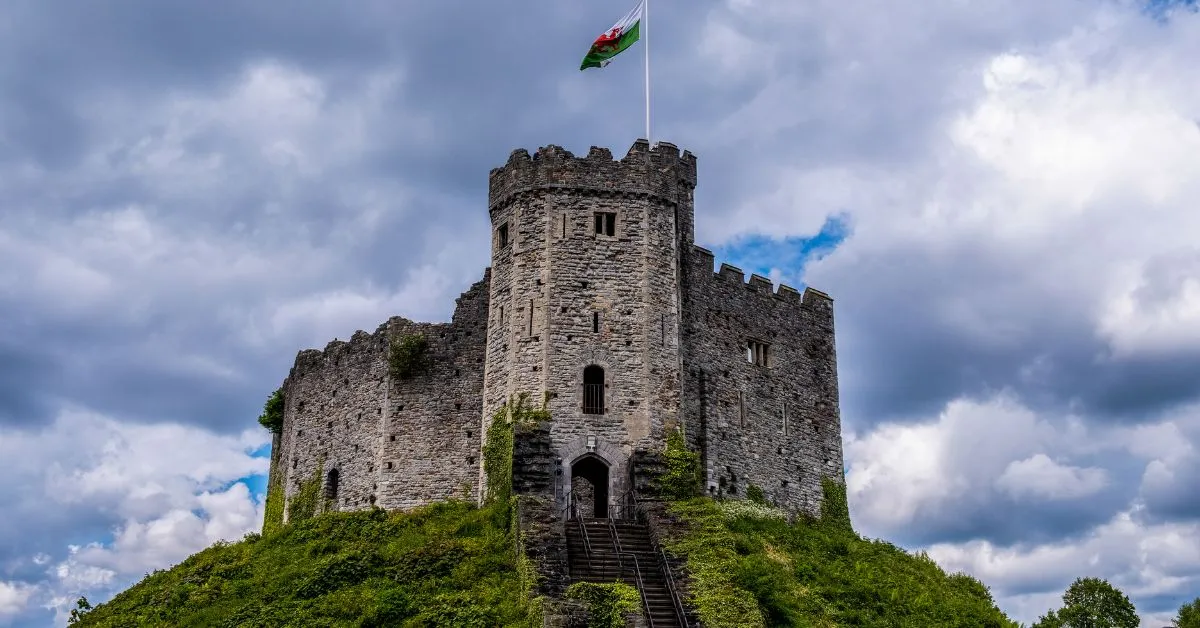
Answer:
top-left (256, 388), bottom-right (285, 434)
top-left (388, 333), bottom-right (431, 380)
top-left (482, 393), bottom-right (550, 508)
top-left (261, 474), bottom-right (285, 535)
top-left (818, 476), bottom-right (852, 532)
top-left (565, 582), bottom-right (642, 628)
top-left (286, 462), bottom-right (324, 525)
top-left (659, 427), bottom-right (702, 500)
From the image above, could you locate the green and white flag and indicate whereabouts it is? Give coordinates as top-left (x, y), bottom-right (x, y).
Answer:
top-left (580, 1), bottom-right (645, 70)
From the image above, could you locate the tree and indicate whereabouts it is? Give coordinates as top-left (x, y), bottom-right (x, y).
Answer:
top-left (1175, 597), bottom-right (1200, 628)
top-left (1032, 577), bottom-right (1139, 628)
top-left (67, 597), bottom-right (92, 624)
top-left (257, 387), bottom-right (285, 434)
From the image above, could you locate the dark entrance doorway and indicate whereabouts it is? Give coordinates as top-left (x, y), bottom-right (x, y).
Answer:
top-left (571, 455), bottom-right (609, 518)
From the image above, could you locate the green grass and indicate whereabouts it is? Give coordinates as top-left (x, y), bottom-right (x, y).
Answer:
top-left (72, 501), bottom-right (541, 628)
top-left (663, 497), bottom-right (1020, 628)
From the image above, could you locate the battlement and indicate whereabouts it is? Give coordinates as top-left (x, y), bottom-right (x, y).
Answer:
top-left (488, 139), bottom-right (697, 213)
top-left (691, 245), bottom-right (833, 312)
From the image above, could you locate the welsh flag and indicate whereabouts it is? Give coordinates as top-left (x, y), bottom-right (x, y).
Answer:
top-left (580, 1), bottom-right (644, 70)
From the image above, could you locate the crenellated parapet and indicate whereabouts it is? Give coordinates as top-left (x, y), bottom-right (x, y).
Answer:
top-left (691, 245), bottom-right (834, 327)
top-left (487, 140), bottom-right (697, 214)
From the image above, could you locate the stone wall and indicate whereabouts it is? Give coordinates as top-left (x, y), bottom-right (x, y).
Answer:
top-left (483, 141), bottom-right (696, 513)
top-left (273, 274), bottom-right (489, 517)
top-left (680, 245), bottom-right (844, 517)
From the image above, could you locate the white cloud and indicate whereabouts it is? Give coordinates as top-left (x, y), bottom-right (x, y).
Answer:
top-left (995, 454), bottom-right (1108, 501)
top-left (0, 581), bottom-right (34, 619)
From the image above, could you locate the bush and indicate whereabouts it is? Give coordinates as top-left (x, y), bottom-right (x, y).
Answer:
top-left (566, 582), bottom-right (642, 628)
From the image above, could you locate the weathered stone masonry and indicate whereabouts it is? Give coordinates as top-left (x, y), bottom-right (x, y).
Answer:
top-left (267, 139), bottom-right (845, 521)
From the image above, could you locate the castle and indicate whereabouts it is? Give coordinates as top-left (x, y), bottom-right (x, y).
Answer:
top-left (268, 139), bottom-right (845, 523)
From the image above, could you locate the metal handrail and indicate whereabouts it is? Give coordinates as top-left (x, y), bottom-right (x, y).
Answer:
top-left (616, 550), bottom-right (654, 628)
top-left (660, 545), bottom-right (689, 627)
top-left (623, 489), bottom-right (691, 627)
top-left (561, 490), bottom-right (594, 572)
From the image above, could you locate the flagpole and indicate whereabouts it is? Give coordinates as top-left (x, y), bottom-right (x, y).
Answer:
top-left (643, 0), bottom-right (651, 145)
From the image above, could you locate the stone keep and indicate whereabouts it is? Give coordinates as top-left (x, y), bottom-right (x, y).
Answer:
top-left (268, 139), bottom-right (845, 522)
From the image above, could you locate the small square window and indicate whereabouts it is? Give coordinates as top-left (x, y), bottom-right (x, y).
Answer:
top-left (746, 340), bottom-right (770, 366)
top-left (498, 223), bottom-right (509, 248)
top-left (594, 212), bottom-right (616, 236)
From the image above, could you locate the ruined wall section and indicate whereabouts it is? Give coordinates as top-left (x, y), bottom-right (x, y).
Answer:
top-left (680, 246), bottom-right (843, 517)
top-left (484, 141), bottom-right (696, 508)
top-left (279, 329), bottom-right (388, 520)
top-left (277, 274), bottom-right (489, 517)
top-left (379, 273), bottom-right (490, 509)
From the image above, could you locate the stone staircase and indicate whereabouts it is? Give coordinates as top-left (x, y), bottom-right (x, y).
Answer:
top-left (566, 517), bottom-right (685, 627)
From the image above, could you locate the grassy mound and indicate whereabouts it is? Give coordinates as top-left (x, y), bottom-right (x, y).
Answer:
top-left (71, 501), bottom-right (540, 628)
top-left (662, 498), bottom-right (1019, 628)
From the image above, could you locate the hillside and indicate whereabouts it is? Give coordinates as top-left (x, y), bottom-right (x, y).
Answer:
top-left (70, 501), bottom-right (541, 628)
top-left (72, 492), bottom-right (1019, 627)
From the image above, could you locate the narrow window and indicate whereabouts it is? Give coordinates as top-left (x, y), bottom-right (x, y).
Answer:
top-left (325, 468), bottom-right (339, 503)
top-left (528, 299), bottom-right (534, 336)
top-left (594, 212), bottom-right (616, 236)
top-left (562, 214), bottom-right (567, 238)
top-left (583, 365), bottom-right (605, 414)
top-left (498, 223), bottom-right (509, 248)
top-left (592, 312), bottom-right (600, 333)
top-left (746, 340), bottom-right (770, 366)
top-left (499, 304), bottom-right (504, 324)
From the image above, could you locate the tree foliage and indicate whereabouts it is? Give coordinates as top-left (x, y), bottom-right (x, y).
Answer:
top-left (1032, 577), bottom-right (1139, 628)
top-left (1176, 597), bottom-right (1200, 628)
top-left (256, 388), bottom-right (285, 434)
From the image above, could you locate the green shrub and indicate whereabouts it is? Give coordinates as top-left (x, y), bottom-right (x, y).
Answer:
top-left (565, 582), bottom-right (642, 628)
top-left (388, 333), bottom-right (431, 380)
top-left (746, 484), bottom-right (766, 505)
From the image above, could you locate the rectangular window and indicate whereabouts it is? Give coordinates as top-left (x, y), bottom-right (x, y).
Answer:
top-left (594, 212), bottom-right (616, 236)
top-left (593, 311), bottom-right (600, 333)
top-left (746, 340), bottom-right (770, 366)
top-left (562, 214), bottom-right (567, 238)
top-left (528, 299), bottom-right (534, 336)
top-left (498, 223), bottom-right (509, 248)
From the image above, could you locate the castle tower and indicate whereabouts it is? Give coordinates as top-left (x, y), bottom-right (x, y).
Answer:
top-left (483, 139), bottom-right (698, 515)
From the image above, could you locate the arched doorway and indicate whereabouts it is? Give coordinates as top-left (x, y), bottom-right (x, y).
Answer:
top-left (571, 455), bottom-right (609, 518)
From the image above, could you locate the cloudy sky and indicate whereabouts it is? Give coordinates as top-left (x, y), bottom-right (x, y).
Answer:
top-left (2, 0), bottom-right (1200, 625)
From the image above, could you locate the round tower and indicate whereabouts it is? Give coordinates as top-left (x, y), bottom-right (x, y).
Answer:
top-left (482, 139), bottom-right (698, 514)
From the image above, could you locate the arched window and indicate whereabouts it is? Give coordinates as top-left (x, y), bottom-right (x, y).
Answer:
top-left (583, 365), bottom-right (605, 415)
top-left (325, 468), bottom-right (339, 504)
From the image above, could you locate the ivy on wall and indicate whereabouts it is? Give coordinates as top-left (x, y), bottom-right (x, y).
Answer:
top-left (659, 427), bottom-right (703, 500)
top-left (287, 461), bottom-right (324, 525)
top-left (818, 476), bottom-right (852, 532)
top-left (482, 393), bottom-right (550, 508)
top-left (262, 475), bottom-right (285, 535)
top-left (388, 334), bottom-right (431, 380)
